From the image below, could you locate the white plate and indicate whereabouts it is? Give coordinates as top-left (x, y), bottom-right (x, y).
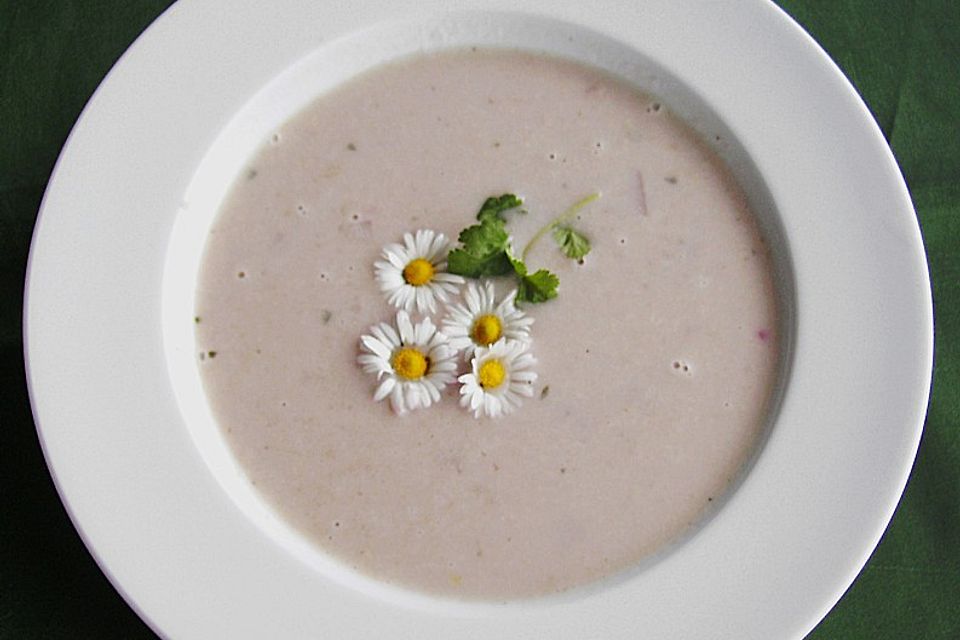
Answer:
top-left (25, 1), bottom-right (932, 638)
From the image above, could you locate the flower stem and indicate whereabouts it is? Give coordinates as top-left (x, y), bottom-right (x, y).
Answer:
top-left (521, 192), bottom-right (600, 260)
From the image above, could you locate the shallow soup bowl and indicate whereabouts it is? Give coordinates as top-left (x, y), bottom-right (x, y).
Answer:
top-left (25, 1), bottom-right (932, 638)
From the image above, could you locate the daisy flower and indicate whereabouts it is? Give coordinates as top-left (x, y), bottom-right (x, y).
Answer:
top-left (442, 281), bottom-right (534, 358)
top-left (374, 229), bottom-right (464, 314)
top-left (459, 339), bottom-right (538, 419)
top-left (358, 310), bottom-right (457, 415)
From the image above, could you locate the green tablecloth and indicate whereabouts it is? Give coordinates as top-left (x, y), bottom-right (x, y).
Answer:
top-left (1, 1), bottom-right (956, 637)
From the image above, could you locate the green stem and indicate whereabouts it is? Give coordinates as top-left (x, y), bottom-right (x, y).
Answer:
top-left (521, 192), bottom-right (600, 260)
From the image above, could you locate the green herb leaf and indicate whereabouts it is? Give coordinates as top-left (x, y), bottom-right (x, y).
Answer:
top-left (457, 217), bottom-right (509, 256)
top-left (476, 194), bottom-right (524, 223)
top-left (447, 216), bottom-right (514, 277)
top-left (509, 251), bottom-right (559, 305)
top-left (447, 245), bottom-right (514, 277)
top-left (552, 225), bottom-right (591, 261)
top-left (507, 250), bottom-right (527, 276)
top-left (517, 269), bottom-right (559, 304)
top-left (521, 192), bottom-right (599, 260)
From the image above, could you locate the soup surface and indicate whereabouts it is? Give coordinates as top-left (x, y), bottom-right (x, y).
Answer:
top-left (195, 49), bottom-right (779, 599)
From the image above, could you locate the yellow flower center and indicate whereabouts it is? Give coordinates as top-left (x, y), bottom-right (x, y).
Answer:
top-left (391, 347), bottom-right (428, 380)
top-left (402, 258), bottom-right (435, 286)
top-left (471, 314), bottom-right (503, 346)
top-left (478, 359), bottom-right (507, 389)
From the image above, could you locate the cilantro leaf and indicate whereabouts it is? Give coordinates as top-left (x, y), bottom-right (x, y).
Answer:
top-left (447, 216), bottom-right (514, 277)
top-left (507, 250), bottom-right (560, 305)
top-left (552, 225), bottom-right (591, 261)
top-left (448, 246), bottom-right (514, 277)
top-left (457, 218), bottom-right (509, 256)
top-left (517, 269), bottom-right (559, 304)
top-left (506, 250), bottom-right (527, 276)
top-left (476, 194), bottom-right (524, 224)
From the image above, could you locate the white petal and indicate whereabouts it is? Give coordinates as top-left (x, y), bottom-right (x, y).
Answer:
top-left (360, 335), bottom-right (392, 360)
top-left (368, 324), bottom-right (389, 345)
top-left (470, 388), bottom-right (484, 411)
top-left (415, 316), bottom-right (436, 346)
top-left (429, 356), bottom-right (457, 373)
top-left (444, 322), bottom-right (470, 338)
top-left (416, 383), bottom-right (435, 408)
top-left (430, 284), bottom-right (448, 304)
top-left (459, 387), bottom-right (476, 410)
top-left (433, 272), bottom-right (464, 285)
top-left (415, 229), bottom-right (432, 257)
top-left (415, 287), bottom-right (435, 314)
top-left (360, 360), bottom-right (390, 377)
top-left (427, 330), bottom-right (449, 350)
top-left (384, 245), bottom-right (408, 269)
top-left (396, 310), bottom-right (415, 344)
top-left (449, 337), bottom-right (472, 355)
top-left (429, 359), bottom-right (457, 381)
top-left (402, 232), bottom-right (417, 254)
top-left (430, 352), bottom-right (457, 369)
top-left (444, 305), bottom-right (472, 328)
top-left (387, 286), bottom-right (414, 311)
top-left (358, 353), bottom-right (389, 370)
top-left (428, 369), bottom-right (456, 386)
top-left (481, 281), bottom-right (496, 310)
top-left (390, 385), bottom-right (406, 415)
top-left (373, 260), bottom-right (395, 277)
top-left (426, 372), bottom-right (450, 389)
top-left (505, 317), bottom-right (534, 335)
top-left (511, 370), bottom-right (538, 383)
top-left (427, 231), bottom-right (448, 260)
top-left (510, 382), bottom-right (535, 397)
top-left (374, 322), bottom-right (400, 348)
top-left (464, 282), bottom-right (481, 314)
top-left (377, 272), bottom-right (406, 288)
top-left (423, 380), bottom-right (442, 403)
top-left (513, 353), bottom-right (537, 370)
top-left (405, 383), bottom-right (423, 410)
top-left (484, 394), bottom-right (502, 418)
top-left (374, 377), bottom-right (396, 401)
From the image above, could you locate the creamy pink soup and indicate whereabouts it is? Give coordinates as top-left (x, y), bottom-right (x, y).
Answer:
top-left (195, 49), bottom-right (779, 599)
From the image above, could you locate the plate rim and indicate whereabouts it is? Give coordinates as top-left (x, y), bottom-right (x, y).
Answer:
top-left (23, 0), bottom-right (933, 638)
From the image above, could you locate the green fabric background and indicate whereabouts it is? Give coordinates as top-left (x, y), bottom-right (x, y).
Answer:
top-left (1, 1), bottom-right (956, 637)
